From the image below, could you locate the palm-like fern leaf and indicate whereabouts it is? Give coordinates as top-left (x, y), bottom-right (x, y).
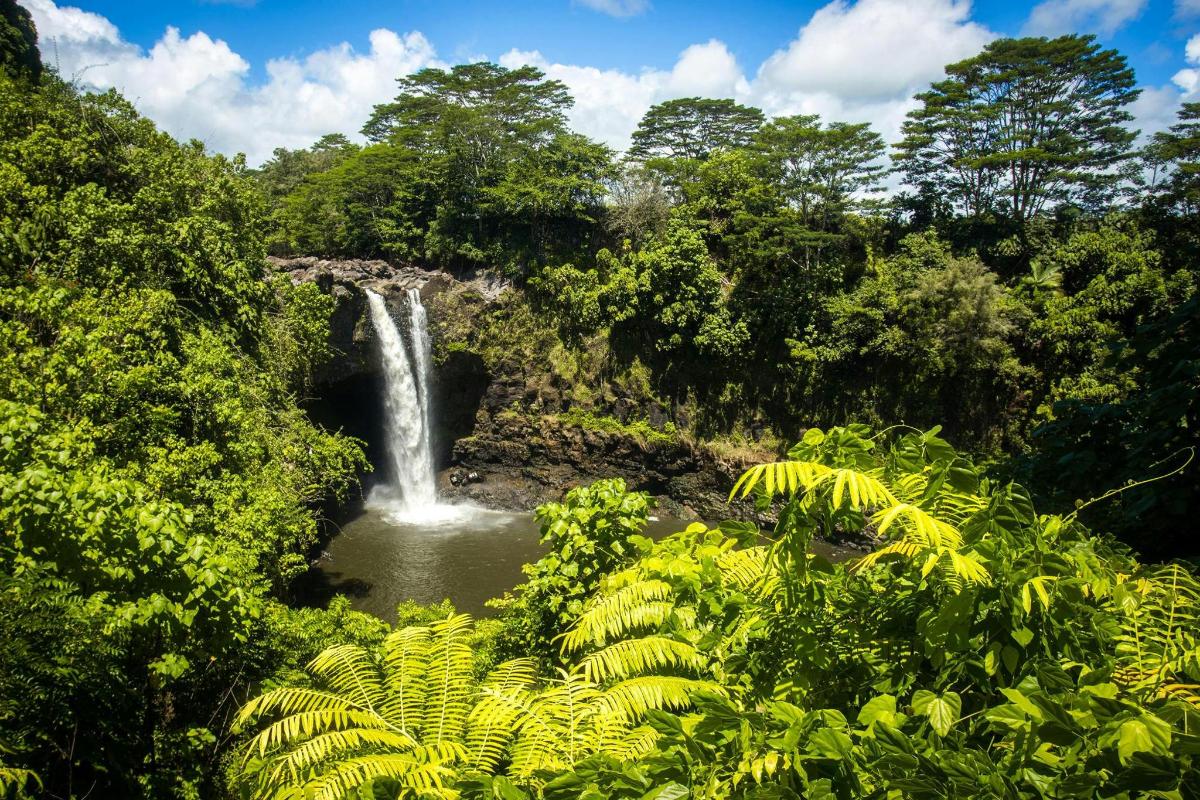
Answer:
top-left (306, 751), bottom-right (456, 800)
top-left (561, 579), bottom-right (675, 652)
top-left (266, 728), bottom-right (423, 785)
top-left (1114, 565), bottom-right (1200, 705)
top-left (853, 501), bottom-right (991, 586)
top-left (308, 644), bottom-right (387, 713)
top-left (234, 688), bottom-right (364, 731)
top-left (509, 671), bottom-right (605, 776)
top-left (465, 659), bottom-right (538, 772)
top-left (381, 625), bottom-right (431, 735)
top-left (234, 614), bottom-right (512, 800)
top-left (597, 676), bottom-right (722, 722)
top-left (731, 460), bottom-right (898, 513)
top-left (578, 635), bottom-right (709, 682)
top-left (716, 546), bottom-right (769, 590)
top-left (424, 613), bottom-right (476, 746)
top-left (730, 461), bottom-right (831, 501)
top-left (242, 709), bottom-right (409, 761)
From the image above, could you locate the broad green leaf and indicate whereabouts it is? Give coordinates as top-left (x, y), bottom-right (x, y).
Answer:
top-left (1116, 717), bottom-right (1172, 764)
top-left (857, 694), bottom-right (897, 729)
top-left (911, 690), bottom-right (961, 736)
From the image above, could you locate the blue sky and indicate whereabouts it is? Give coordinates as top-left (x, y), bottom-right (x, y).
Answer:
top-left (22, 0), bottom-right (1200, 164)
top-left (52, 0), bottom-right (1195, 85)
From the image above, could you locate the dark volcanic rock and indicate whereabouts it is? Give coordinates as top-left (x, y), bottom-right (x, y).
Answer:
top-left (441, 413), bottom-right (753, 522)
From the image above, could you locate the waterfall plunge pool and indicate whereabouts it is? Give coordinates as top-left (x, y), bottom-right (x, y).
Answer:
top-left (303, 506), bottom-right (695, 620)
top-left (301, 504), bottom-right (847, 621)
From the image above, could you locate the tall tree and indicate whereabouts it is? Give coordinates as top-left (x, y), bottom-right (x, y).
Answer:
top-left (754, 114), bottom-right (887, 230)
top-left (896, 35), bottom-right (1140, 223)
top-left (363, 62), bottom-right (572, 150)
top-left (628, 97), bottom-right (764, 163)
top-left (277, 62), bottom-right (611, 272)
top-left (1147, 101), bottom-right (1200, 217)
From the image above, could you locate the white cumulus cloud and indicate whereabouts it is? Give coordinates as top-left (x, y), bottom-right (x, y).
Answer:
top-left (1022, 0), bottom-right (1147, 36)
top-left (1172, 33), bottom-right (1200, 97)
top-left (22, 0), bottom-right (996, 162)
top-left (24, 0), bottom-right (442, 164)
top-left (505, 0), bottom-right (996, 153)
top-left (748, 0), bottom-right (994, 147)
top-left (499, 38), bottom-right (752, 151)
top-left (756, 0), bottom-right (992, 103)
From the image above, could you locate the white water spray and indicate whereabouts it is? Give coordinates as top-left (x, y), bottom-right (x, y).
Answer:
top-left (364, 289), bottom-right (439, 520)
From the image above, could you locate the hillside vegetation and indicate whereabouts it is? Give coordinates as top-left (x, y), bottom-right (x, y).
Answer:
top-left (0, 5), bottom-right (1198, 798)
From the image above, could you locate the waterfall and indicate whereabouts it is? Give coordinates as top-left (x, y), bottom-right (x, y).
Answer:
top-left (365, 289), bottom-right (438, 518)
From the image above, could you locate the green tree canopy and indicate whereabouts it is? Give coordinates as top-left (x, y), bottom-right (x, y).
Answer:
top-left (754, 114), bottom-right (886, 230)
top-left (896, 35), bottom-right (1140, 223)
top-left (363, 62), bottom-right (573, 147)
top-left (1148, 101), bottom-right (1200, 217)
top-left (628, 97), bottom-right (764, 163)
top-left (274, 62), bottom-right (611, 273)
top-left (253, 133), bottom-right (360, 205)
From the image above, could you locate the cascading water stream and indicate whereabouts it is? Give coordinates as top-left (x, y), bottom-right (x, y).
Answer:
top-left (364, 289), bottom-right (440, 520)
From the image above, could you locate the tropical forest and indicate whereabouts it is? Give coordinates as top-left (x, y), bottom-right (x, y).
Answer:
top-left (1, 0), bottom-right (1199, 797)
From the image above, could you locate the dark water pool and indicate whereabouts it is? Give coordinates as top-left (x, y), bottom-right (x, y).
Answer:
top-left (303, 504), bottom-right (847, 621)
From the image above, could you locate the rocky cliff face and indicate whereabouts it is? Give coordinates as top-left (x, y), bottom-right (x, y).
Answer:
top-left (271, 256), bottom-right (459, 386)
top-left (277, 256), bottom-right (755, 519)
top-left (441, 413), bottom-right (745, 520)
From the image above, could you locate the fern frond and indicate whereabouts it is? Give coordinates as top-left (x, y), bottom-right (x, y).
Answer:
top-left (242, 709), bottom-right (406, 762)
top-left (381, 625), bottom-right (430, 735)
top-left (482, 657), bottom-right (538, 690)
top-left (596, 676), bottom-right (720, 722)
top-left (729, 461), bottom-right (832, 501)
top-left (234, 688), bottom-right (363, 731)
top-left (872, 503), bottom-right (962, 549)
top-left (609, 725), bottom-right (661, 761)
top-left (855, 541), bottom-right (990, 586)
top-left (854, 540), bottom-right (924, 571)
top-left (509, 672), bottom-right (605, 776)
top-left (1114, 564), bottom-right (1200, 701)
top-left (892, 471), bottom-right (930, 504)
top-left (825, 467), bottom-right (896, 510)
top-left (561, 579), bottom-right (675, 652)
top-left (307, 645), bottom-right (386, 714)
top-left (463, 659), bottom-right (538, 772)
top-left (578, 636), bottom-right (708, 683)
top-left (424, 613), bottom-right (475, 746)
top-left (930, 492), bottom-right (987, 526)
top-left (307, 751), bottom-right (456, 800)
top-left (716, 547), bottom-right (769, 590)
top-left (945, 548), bottom-right (991, 585)
top-left (731, 461), bottom-right (896, 509)
top-left (267, 728), bottom-right (420, 785)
